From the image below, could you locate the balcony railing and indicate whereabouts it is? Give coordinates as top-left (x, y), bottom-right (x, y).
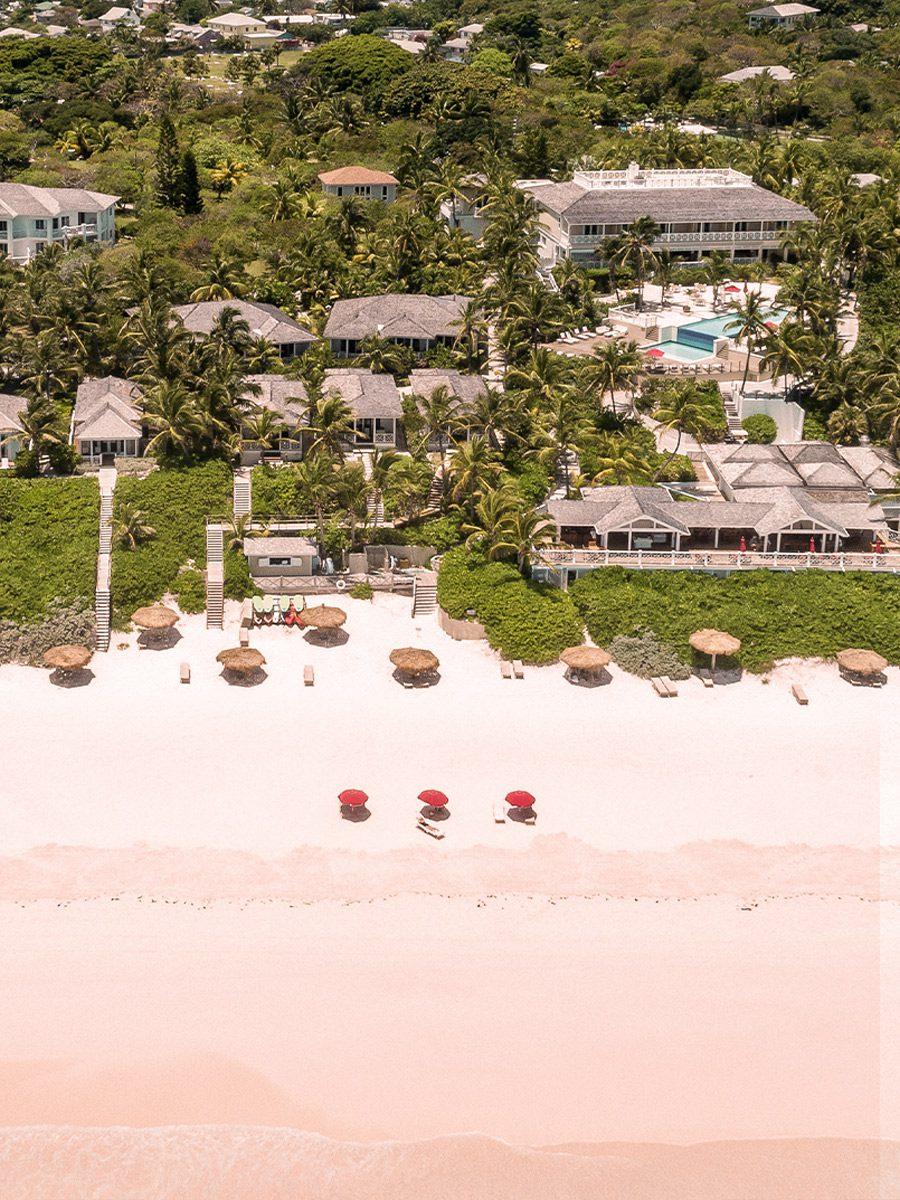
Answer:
top-left (537, 548), bottom-right (898, 574)
top-left (567, 229), bottom-right (779, 248)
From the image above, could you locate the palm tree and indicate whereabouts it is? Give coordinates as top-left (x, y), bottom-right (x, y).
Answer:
top-left (294, 452), bottom-right (337, 539)
top-left (209, 156), bottom-right (248, 199)
top-left (592, 439), bottom-right (652, 485)
top-left (725, 291), bottom-right (769, 393)
top-left (263, 177), bottom-right (302, 222)
top-left (447, 434), bottom-right (503, 516)
top-left (306, 391), bottom-right (357, 459)
top-left (411, 384), bottom-right (459, 484)
top-left (189, 254), bottom-right (244, 302)
top-left (355, 335), bottom-right (409, 376)
top-left (113, 501), bottom-right (156, 549)
top-left (462, 386), bottom-right (523, 453)
top-left (463, 484), bottom-right (520, 558)
top-left (653, 251), bottom-right (678, 307)
top-left (607, 217), bottom-right (660, 309)
top-left (368, 446), bottom-right (402, 515)
top-left (702, 251), bottom-right (732, 311)
top-left (242, 406), bottom-right (283, 454)
top-left (826, 403), bottom-right (868, 445)
top-left (759, 320), bottom-right (811, 400)
top-left (332, 459), bottom-right (370, 546)
top-left (534, 386), bottom-right (593, 499)
top-left (13, 397), bottom-right (66, 462)
top-left (584, 339), bottom-right (643, 417)
top-left (142, 380), bottom-right (203, 461)
top-left (652, 383), bottom-right (723, 474)
top-left (382, 456), bottom-right (433, 523)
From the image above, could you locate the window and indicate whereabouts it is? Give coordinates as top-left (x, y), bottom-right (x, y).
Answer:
top-left (0, 221), bottom-right (6, 232)
top-left (60, 216), bottom-right (70, 228)
top-left (34, 219), bottom-right (46, 231)
top-left (78, 211), bottom-right (88, 224)
top-left (267, 557), bottom-right (292, 567)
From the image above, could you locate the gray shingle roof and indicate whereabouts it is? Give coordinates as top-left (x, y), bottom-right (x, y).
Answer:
top-left (324, 294), bottom-right (472, 342)
top-left (72, 376), bottom-right (142, 442)
top-left (705, 441), bottom-right (899, 496)
top-left (408, 369), bottom-right (488, 406)
top-left (0, 184), bottom-right (118, 219)
top-left (322, 368), bottom-right (402, 419)
top-left (171, 301), bottom-right (316, 347)
top-left (0, 392), bottom-right (26, 432)
top-left (243, 374), bottom-right (308, 425)
top-left (244, 536), bottom-right (317, 556)
top-left (525, 182), bottom-right (814, 225)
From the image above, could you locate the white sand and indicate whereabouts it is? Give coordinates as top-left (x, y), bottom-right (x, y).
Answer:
top-left (1, 594), bottom-right (897, 1197)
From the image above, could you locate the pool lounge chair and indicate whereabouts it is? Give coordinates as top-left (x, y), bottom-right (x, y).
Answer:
top-left (513, 660), bottom-right (524, 680)
top-left (500, 660), bottom-right (513, 680)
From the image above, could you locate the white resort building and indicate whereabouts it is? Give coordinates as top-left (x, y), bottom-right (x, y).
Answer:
top-left (518, 163), bottom-right (815, 264)
top-left (0, 184), bottom-right (118, 263)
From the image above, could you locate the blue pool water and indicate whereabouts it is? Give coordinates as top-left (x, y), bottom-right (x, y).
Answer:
top-left (646, 341), bottom-right (712, 362)
top-left (677, 308), bottom-right (788, 352)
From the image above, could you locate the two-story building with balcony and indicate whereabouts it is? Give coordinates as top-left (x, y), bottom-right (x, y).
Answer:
top-left (518, 163), bottom-right (815, 265)
top-left (0, 184), bottom-right (118, 262)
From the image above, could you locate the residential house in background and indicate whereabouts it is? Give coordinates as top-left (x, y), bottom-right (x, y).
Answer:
top-left (324, 294), bottom-right (471, 356)
top-left (71, 376), bottom-right (143, 463)
top-left (748, 3), bottom-right (819, 27)
top-left (0, 393), bottom-right (26, 466)
top-left (718, 65), bottom-right (795, 83)
top-left (240, 375), bottom-right (309, 464)
top-left (171, 300), bottom-right (317, 359)
top-left (0, 184), bottom-right (118, 263)
top-left (98, 6), bottom-right (139, 33)
top-left (205, 10), bottom-right (267, 35)
top-left (518, 162), bottom-right (815, 264)
top-left (322, 368), bottom-right (403, 449)
top-left (318, 166), bottom-right (399, 202)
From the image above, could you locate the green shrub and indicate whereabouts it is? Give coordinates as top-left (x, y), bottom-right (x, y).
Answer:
top-left (609, 628), bottom-right (692, 679)
top-left (742, 413), bottom-right (778, 444)
top-left (349, 581), bottom-right (374, 600)
top-left (0, 599), bottom-right (95, 665)
top-left (111, 462), bottom-right (231, 622)
top-left (570, 567), bottom-right (900, 671)
top-left (251, 464), bottom-right (298, 518)
top-left (438, 548), bottom-right (583, 664)
top-left (173, 568), bottom-right (206, 613)
top-left (0, 476), bottom-right (99, 622)
top-left (224, 546), bottom-right (258, 601)
top-left (803, 415), bottom-right (827, 440)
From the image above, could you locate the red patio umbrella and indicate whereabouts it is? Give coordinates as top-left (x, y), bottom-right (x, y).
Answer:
top-left (339, 788), bottom-right (368, 808)
top-left (418, 789), bottom-right (449, 811)
top-left (809, 537), bottom-right (816, 553)
top-left (739, 535), bottom-right (747, 552)
top-left (725, 285), bottom-right (741, 293)
top-left (646, 347), bottom-right (664, 358)
top-left (764, 320), bottom-right (778, 330)
top-left (506, 790), bottom-right (536, 809)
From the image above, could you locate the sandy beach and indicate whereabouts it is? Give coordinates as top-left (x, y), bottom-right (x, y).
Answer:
top-left (1, 594), bottom-right (897, 1198)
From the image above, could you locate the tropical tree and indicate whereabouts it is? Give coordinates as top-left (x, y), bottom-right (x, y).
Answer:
top-left (306, 390), bottom-right (357, 459)
top-left (584, 339), bottom-right (643, 417)
top-left (113, 501), bottom-right (156, 550)
top-left (189, 254), bottom-right (244, 302)
top-left (142, 380), bottom-right (203, 461)
top-left (652, 382), bottom-right (723, 473)
top-left (446, 434), bottom-right (503, 515)
top-left (606, 217), bottom-right (661, 309)
top-left (725, 291), bottom-right (770, 392)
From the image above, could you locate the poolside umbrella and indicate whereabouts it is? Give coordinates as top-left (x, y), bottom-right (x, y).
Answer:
top-left (43, 644), bottom-right (92, 674)
top-left (836, 648), bottom-right (888, 683)
top-left (339, 788), bottom-right (369, 808)
top-left (739, 535), bottom-right (747, 552)
top-left (418, 788), bottom-right (449, 816)
top-left (506, 790), bottom-right (536, 810)
top-left (131, 604), bottom-right (179, 631)
top-left (689, 628), bottom-right (741, 679)
top-left (390, 647), bottom-right (440, 676)
top-left (646, 347), bottom-right (664, 358)
top-left (725, 285), bottom-right (741, 293)
top-left (216, 646), bottom-right (266, 678)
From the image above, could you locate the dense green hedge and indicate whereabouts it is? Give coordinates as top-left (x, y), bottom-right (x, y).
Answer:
top-left (438, 548), bottom-right (583, 664)
top-left (0, 476), bottom-right (98, 623)
top-left (570, 567), bottom-right (900, 671)
top-left (111, 463), bottom-right (232, 622)
top-left (251, 464), bottom-right (297, 518)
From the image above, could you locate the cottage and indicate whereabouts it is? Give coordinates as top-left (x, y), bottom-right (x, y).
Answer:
top-left (324, 294), bottom-right (472, 356)
top-left (322, 368), bottom-right (403, 448)
top-left (318, 166), bottom-right (399, 202)
top-left (71, 376), bottom-right (143, 463)
top-left (240, 375), bottom-right (309, 464)
top-left (171, 300), bottom-right (317, 360)
top-left (98, 6), bottom-right (139, 32)
top-left (243, 536), bottom-right (318, 578)
top-left (206, 10), bottom-right (267, 34)
top-left (748, 3), bottom-right (819, 27)
top-left (0, 184), bottom-right (118, 263)
top-left (0, 392), bottom-right (26, 466)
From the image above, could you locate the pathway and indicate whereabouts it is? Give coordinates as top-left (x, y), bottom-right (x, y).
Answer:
top-left (94, 466), bottom-right (116, 651)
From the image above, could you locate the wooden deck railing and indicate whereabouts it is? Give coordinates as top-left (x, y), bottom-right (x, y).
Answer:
top-left (537, 548), bottom-right (899, 574)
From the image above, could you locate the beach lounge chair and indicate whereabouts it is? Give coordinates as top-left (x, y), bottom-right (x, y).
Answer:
top-left (417, 817), bottom-right (445, 840)
top-left (513, 660), bottom-right (524, 680)
top-left (262, 595), bottom-right (274, 625)
top-left (239, 627), bottom-right (249, 648)
top-left (293, 595), bottom-right (305, 611)
top-left (180, 662), bottom-right (190, 684)
top-left (662, 676), bottom-right (678, 697)
top-left (252, 595), bottom-right (264, 625)
top-left (652, 676), bottom-right (670, 697)
top-left (493, 801), bottom-right (506, 823)
top-left (304, 665), bottom-right (315, 686)
top-left (500, 660), bottom-right (513, 680)
top-left (697, 668), bottom-right (714, 688)
top-left (272, 597), bottom-right (283, 625)
top-left (792, 683), bottom-right (808, 706)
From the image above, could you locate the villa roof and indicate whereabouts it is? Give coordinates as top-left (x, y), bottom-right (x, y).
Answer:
top-left (522, 180), bottom-right (814, 225)
top-left (171, 300), bottom-right (316, 347)
top-left (243, 374), bottom-right (308, 425)
top-left (318, 166), bottom-right (398, 186)
top-left (207, 10), bottom-right (266, 24)
top-left (324, 293), bottom-right (472, 342)
top-left (244, 536), bottom-right (317, 557)
top-left (749, 3), bottom-right (819, 15)
top-left (719, 65), bottom-right (794, 83)
top-left (407, 369), bottom-right (488, 406)
top-left (72, 375), bottom-right (142, 442)
top-left (551, 486), bottom-right (692, 536)
top-left (837, 445), bottom-right (899, 490)
top-left (0, 392), bottom-right (26, 432)
top-left (705, 441), bottom-right (898, 496)
top-left (322, 368), bottom-right (402, 418)
top-left (0, 183), bottom-right (119, 219)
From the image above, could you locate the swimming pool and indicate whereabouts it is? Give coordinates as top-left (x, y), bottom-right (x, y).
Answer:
top-left (646, 341), bottom-right (712, 362)
top-left (677, 308), bottom-right (788, 351)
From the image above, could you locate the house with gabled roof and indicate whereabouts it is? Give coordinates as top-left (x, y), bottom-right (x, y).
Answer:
top-left (0, 392), bottom-right (26, 467)
top-left (324, 294), bottom-right (472, 356)
top-left (318, 166), bottom-right (399, 202)
top-left (71, 376), bottom-right (143, 462)
top-left (170, 300), bottom-right (317, 360)
top-left (322, 368), bottom-right (404, 448)
top-left (748, 3), bottom-right (819, 28)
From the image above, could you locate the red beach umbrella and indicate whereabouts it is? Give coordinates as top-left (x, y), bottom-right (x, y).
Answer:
top-left (418, 789), bottom-right (449, 809)
top-left (764, 320), bottom-right (778, 330)
top-left (506, 790), bottom-right (536, 809)
top-left (339, 789), bottom-right (368, 808)
top-left (646, 347), bottom-right (664, 358)
top-left (725, 285), bottom-right (740, 293)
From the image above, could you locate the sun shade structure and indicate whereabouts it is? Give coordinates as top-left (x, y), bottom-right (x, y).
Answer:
top-left (836, 648), bottom-right (888, 679)
top-left (216, 647), bottom-right (266, 674)
top-left (131, 604), bottom-right (179, 630)
top-left (506, 790), bottom-right (536, 809)
top-left (339, 788), bottom-right (368, 808)
top-left (560, 646), bottom-right (611, 672)
top-left (304, 605), bottom-right (347, 629)
top-left (43, 644), bottom-right (92, 672)
top-left (690, 628), bottom-right (741, 678)
top-left (390, 647), bottom-right (440, 675)
top-left (418, 788), bottom-right (449, 811)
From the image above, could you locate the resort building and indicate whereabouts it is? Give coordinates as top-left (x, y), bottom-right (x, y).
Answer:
top-left (324, 294), bottom-right (472, 356)
top-left (703, 441), bottom-right (899, 502)
top-left (748, 2), bottom-right (819, 27)
top-left (240, 375), bottom-right (309, 464)
top-left (71, 376), bottom-right (143, 463)
top-left (171, 300), bottom-right (317, 359)
top-left (317, 166), bottom-right (399, 202)
top-left (517, 163), bottom-right (815, 264)
top-left (323, 368), bottom-right (403, 449)
top-left (0, 392), bottom-right (26, 466)
top-left (0, 184), bottom-right (118, 263)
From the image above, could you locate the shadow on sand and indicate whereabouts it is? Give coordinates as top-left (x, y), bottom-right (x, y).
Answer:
top-left (138, 628), bottom-right (183, 652)
top-left (49, 667), bottom-right (96, 689)
top-left (340, 804), bottom-right (371, 822)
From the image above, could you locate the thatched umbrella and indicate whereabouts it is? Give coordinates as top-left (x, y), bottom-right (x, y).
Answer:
top-left (689, 628), bottom-right (741, 679)
top-left (304, 605), bottom-right (346, 630)
top-left (216, 646), bottom-right (266, 680)
top-left (836, 648), bottom-right (888, 684)
top-left (132, 605), bottom-right (179, 631)
top-left (43, 644), bottom-right (93, 675)
top-left (390, 647), bottom-right (440, 676)
top-left (561, 646), bottom-right (611, 673)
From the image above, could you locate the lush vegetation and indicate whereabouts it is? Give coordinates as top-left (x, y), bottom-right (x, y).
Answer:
top-left (571, 568), bottom-right (900, 671)
top-left (609, 629), bottom-right (692, 680)
top-left (438, 547), bottom-right (583, 663)
top-left (742, 413), bottom-right (778, 443)
top-left (0, 476), bottom-right (98, 623)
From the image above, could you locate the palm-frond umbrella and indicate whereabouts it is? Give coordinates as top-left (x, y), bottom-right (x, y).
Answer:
top-left (836, 648), bottom-right (888, 685)
top-left (689, 628), bottom-right (741, 679)
top-left (216, 646), bottom-right (266, 681)
top-left (390, 647), bottom-right (440, 677)
top-left (43, 644), bottom-right (92, 676)
top-left (560, 645), bottom-right (611, 683)
top-left (131, 604), bottom-right (179, 631)
top-left (304, 605), bottom-right (347, 644)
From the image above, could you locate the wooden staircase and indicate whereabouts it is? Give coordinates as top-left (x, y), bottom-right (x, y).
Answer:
top-left (95, 467), bottom-right (116, 651)
top-left (411, 571), bottom-right (437, 617)
top-left (722, 393), bottom-right (746, 441)
top-left (233, 471), bottom-right (251, 517)
top-left (205, 523), bottom-right (225, 629)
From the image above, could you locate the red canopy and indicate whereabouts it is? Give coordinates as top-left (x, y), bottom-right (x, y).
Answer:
top-left (506, 790), bottom-right (536, 809)
top-left (764, 320), bottom-right (778, 330)
top-left (725, 285), bottom-right (741, 293)
top-left (646, 347), bottom-right (664, 358)
top-left (418, 789), bottom-right (449, 808)
top-left (339, 789), bottom-right (368, 808)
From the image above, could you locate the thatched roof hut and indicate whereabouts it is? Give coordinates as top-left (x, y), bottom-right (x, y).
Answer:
top-left (216, 647), bottom-right (266, 674)
top-left (560, 645), bottom-right (611, 672)
top-left (304, 605), bottom-right (347, 630)
top-left (390, 647), bottom-right (440, 675)
top-left (836, 648), bottom-right (888, 681)
top-left (43, 644), bottom-right (93, 672)
top-left (131, 604), bottom-right (179, 631)
top-left (689, 629), bottom-right (741, 658)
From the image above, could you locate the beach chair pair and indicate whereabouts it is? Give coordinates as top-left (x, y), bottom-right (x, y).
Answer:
top-left (791, 683), bottom-right (808, 706)
top-left (500, 660), bottom-right (525, 680)
top-left (652, 676), bottom-right (679, 698)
